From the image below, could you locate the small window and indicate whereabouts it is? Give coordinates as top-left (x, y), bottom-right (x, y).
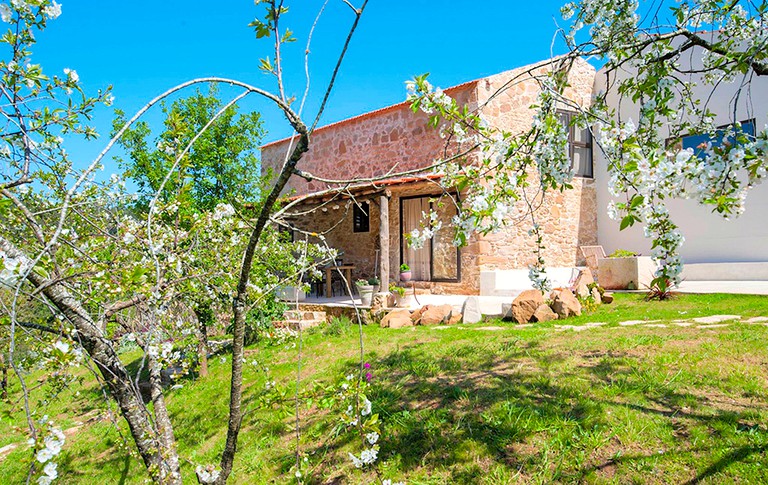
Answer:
top-left (353, 201), bottom-right (370, 233)
top-left (559, 111), bottom-right (593, 178)
top-left (672, 119), bottom-right (756, 154)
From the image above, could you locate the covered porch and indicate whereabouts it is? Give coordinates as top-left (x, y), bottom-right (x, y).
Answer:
top-left (282, 175), bottom-right (474, 301)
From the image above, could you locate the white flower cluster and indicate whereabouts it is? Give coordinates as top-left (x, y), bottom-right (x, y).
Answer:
top-left (405, 210), bottom-right (444, 249)
top-left (600, 116), bottom-right (768, 287)
top-left (32, 416), bottom-right (65, 484)
top-left (532, 82), bottom-right (574, 188)
top-left (212, 203), bottom-right (236, 221)
top-left (348, 447), bottom-right (378, 468)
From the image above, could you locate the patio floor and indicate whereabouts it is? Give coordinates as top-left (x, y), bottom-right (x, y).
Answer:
top-left (297, 293), bottom-right (470, 311)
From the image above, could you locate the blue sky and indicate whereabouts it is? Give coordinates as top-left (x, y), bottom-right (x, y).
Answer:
top-left (33, 0), bottom-right (585, 170)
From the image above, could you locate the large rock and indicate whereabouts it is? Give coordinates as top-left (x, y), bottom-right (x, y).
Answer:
top-left (533, 304), bottom-right (558, 322)
top-left (602, 292), bottom-right (614, 304)
top-left (551, 289), bottom-right (582, 318)
top-left (573, 269), bottom-right (594, 298)
top-left (462, 296), bottom-right (482, 324)
top-left (380, 309), bottom-right (413, 329)
top-left (370, 292), bottom-right (389, 313)
top-left (590, 286), bottom-right (602, 305)
top-left (413, 304), bottom-right (460, 325)
top-left (509, 289), bottom-right (544, 324)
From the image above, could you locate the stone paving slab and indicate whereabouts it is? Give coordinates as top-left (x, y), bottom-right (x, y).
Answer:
top-left (745, 316), bottom-right (768, 323)
top-left (691, 315), bottom-right (741, 324)
top-left (618, 320), bottom-right (660, 326)
top-left (555, 325), bottom-right (592, 332)
top-left (697, 324), bottom-right (729, 329)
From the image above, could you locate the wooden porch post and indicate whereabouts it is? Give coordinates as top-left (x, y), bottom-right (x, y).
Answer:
top-left (379, 194), bottom-right (390, 292)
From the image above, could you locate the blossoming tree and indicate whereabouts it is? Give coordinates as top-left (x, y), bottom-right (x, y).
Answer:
top-left (4, 0), bottom-right (766, 483)
top-left (406, 0), bottom-right (768, 296)
top-left (1, 0), bottom-right (364, 483)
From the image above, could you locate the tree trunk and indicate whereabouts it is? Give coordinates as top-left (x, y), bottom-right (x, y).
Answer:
top-left (148, 356), bottom-right (182, 483)
top-left (215, 131), bottom-right (309, 484)
top-left (0, 237), bottom-right (174, 483)
top-left (193, 306), bottom-right (210, 378)
top-left (0, 353), bottom-right (7, 400)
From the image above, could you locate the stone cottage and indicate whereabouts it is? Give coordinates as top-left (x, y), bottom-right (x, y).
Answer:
top-left (261, 57), bottom-right (598, 296)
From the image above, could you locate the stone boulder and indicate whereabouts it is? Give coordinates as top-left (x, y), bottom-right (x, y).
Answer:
top-left (380, 309), bottom-right (413, 329)
top-left (602, 292), bottom-right (614, 304)
top-left (509, 289), bottom-right (544, 324)
top-left (573, 269), bottom-right (594, 298)
top-left (370, 292), bottom-right (389, 313)
top-left (590, 286), bottom-right (602, 305)
top-left (533, 304), bottom-right (558, 322)
top-left (413, 304), bottom-right (461, 325)
top-left (551, 289), bottom-right (582, 318)
top-left (462, 296), bottom-right (482, 324)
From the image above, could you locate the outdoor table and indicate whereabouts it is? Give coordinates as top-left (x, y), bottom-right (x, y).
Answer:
top-left (324, 265), bottom-right (355, 298)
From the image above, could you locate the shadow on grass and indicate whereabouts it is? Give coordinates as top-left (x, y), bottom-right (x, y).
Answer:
top-left (274, 340), bottom-right (607, 482)
top-left (279, 338), bottom-right (768, 483)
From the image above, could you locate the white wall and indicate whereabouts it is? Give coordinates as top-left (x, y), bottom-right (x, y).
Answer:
top-left (593, 47), bottom-right (768, 266)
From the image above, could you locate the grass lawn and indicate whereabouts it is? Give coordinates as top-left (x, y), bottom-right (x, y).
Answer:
top-left (2, 293), bottom-right (768, 484)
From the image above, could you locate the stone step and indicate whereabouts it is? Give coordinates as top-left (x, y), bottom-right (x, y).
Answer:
top-left (273, 319), bottom-right (324, 330)
top-left (283, 310), bottom-right (327, 321)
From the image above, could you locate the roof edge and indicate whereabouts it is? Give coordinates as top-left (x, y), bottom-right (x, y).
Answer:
top-left (261, 79), bottom-right (479, 150)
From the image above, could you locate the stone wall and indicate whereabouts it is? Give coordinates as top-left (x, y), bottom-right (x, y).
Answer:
top-left (289, 197), bottom-right (381, 282)
top-left (267, 58), bottom-right (599, 295)
top-left (262, 83), bottom-right (476, 196)
top-left (473, 58), bottom-right (598, 271)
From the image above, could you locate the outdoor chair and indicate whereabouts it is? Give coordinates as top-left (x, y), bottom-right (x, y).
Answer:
top-left (580, 245), bottom-right (606, 281)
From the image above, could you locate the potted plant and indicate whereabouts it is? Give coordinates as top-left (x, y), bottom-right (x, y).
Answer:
top-left (399, 263), bottom-right (412, 282)
top-left (367, 276), bottom-right (380, 293)
top-left (597, 249), bottom-right (656, 290)
top-left (389, 283), bottom-right (407, 307)
top-left (355, 279), bottom-right (375, 306)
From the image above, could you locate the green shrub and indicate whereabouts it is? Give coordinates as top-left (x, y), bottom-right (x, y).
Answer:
top-left (608, 249), bottom-right (639, 258)
top-left (323, 315), bottom-right (352, 336)
top-left (228, 293), bottom-right (287, 345)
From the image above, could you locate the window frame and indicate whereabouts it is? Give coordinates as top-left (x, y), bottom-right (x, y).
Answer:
top-left (399, 193), bottom-right (461, 283)
top-left (353, 201), bottom-right (370, 233)
top-left (558, 110), bottom-right (593, 178)
top-left (669, 118), bottom-right (757, 153)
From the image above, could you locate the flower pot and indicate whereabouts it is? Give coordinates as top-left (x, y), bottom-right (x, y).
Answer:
top-left (357, 284), bottom-right (374, 306)
top-left (395, 293), bottom-right (414, 308)
top-left (597, 256), bottom-right (656, 290)
top-left (400, 271), bottom-right (412, 282)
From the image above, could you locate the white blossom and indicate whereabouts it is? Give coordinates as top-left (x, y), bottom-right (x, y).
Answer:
top-left (62, 68), bottom-right (78, 83)
top-left (0, 4), bottom-right (12, 23)
top-left (52, 340), bottom-right (69, 354)
top-left (43, 1), bottom-right (61, 19)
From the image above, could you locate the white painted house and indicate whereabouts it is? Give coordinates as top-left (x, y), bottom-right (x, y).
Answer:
top-left (593, 46), bottom-right (768, 281)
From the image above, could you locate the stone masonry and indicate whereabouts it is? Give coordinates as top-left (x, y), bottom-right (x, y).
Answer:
top-left (264, 58), bottom-right (598, 294)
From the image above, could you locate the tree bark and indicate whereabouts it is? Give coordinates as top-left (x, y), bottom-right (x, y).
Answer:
top-left (0, 353), bottom-right (7, 400)
top-left (0, 237), bottom-right (174, 483)
top-left (193, 307), bottom-right (209, 378)
top-left (216, 130), bottom-right (309, 484)
top-left (148, 356), bottom-right (182, 483)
